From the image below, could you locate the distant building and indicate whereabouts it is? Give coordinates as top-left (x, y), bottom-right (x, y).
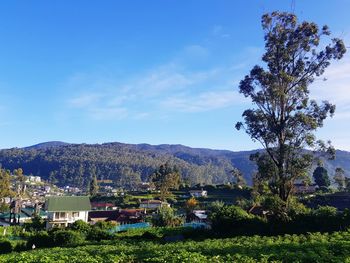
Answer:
top-left (293, 183), bottom-right (317, 194)
top-left (189, 189), bottom-right (208, 198)
top-left (63, 186), bottom-right (81, 194)
top-left (0, 203), bottom-right (47, 225)
top-left (45, 196), bottom-right (91, 229)
top-left (137, 183), bottom-right (155, 191)
top-left (115, 209), bottom-right (146, 224)
top-left (187, 210), bottom-right (208, 223)
top-left (27, 176), bottom-right (41, 183)
top-left (91, 202), bottom-right (117, 211)
top-left (139, 200), bottom-right (170, 210)
top-left (44, 186), bottom-right (51, 193)
top-left (88, 209), bottom-right (146, 224)
top-left (88, 210), bottom-right (120, 223)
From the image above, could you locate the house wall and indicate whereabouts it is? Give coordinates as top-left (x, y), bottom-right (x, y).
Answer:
top-left (140, 203), bottom-right (160, 209)
top-left (46, 211), bottom-right (89, 229)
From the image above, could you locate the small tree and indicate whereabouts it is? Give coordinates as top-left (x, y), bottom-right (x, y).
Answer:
top-left (313, 166), bottom-right (330, 188)
top-left (89, 175), bottom-right (99, 196)
top-left (334, 167), bottom-right (346, 191)
top-left (150, 163), bottom-right (181, 200)
top-left (185, 197), bottom-right (198, 214)
top-left (235, 11), bottom-right (346, 201)
top-left (0, 169), bottom-right (15, 202)
top-left (152, 206), bottom-right (183, 227)
top-left (231, 168), bottom-right (246, 187)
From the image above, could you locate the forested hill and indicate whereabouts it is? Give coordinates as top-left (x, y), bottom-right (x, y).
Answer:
top-left (0, 141), bottom-right (349, 187)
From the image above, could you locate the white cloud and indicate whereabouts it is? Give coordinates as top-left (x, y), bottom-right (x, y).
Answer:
top-left (69, 93), bottom-right (103, 108)
top-left (161, 90), bottom-right (243, 112)
top-left (62, 37), bottom-right (260, 120)
top-left (311, 52), bottom-right (350, 119)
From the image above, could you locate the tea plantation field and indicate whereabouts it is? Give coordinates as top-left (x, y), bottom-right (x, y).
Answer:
top-left (1, 230), bottom-right (350, 262)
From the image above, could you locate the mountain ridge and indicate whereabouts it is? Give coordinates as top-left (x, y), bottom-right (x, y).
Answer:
top-left (0, 141), bottom-right (348, 187)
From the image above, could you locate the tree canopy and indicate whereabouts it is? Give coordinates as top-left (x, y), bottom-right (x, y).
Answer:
top-left (236, 11), bottom-right (346, 201)
top-left (313, 166), bottom-right (330, 188)
top-left (150, 163), bottom-right (181, 200)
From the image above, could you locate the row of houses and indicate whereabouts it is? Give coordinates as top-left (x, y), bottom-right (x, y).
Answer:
top-left (0, 196), bottom-right (177, 229)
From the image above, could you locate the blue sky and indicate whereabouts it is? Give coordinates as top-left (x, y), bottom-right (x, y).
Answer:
top-left (0, 0), bottom-right (349, 151)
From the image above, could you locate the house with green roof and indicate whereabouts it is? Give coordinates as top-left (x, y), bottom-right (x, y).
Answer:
top-left (45, 196), bottom-right (91, 229)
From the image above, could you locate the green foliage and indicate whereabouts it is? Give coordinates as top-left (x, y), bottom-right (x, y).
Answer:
top-left (0, 168), bottom-right (14, 200)
top-left (52, 230), bottom-right (85, 247)
top-left (69, 220), bottom-right (90, 235)
top-left (313, 166), bottom-right (331, 188)
top-left (286, 197), bottom-right (310, 219)
top-left (26, 231), bottom-right (52, 249)
top-left (236, 11), bottom-right (346, 201)
top-left (24, 216), bottom-right (46, 231)
top-left (152, 206), bottom-right (184, 227)
top-left (334, 167), bottom-right (346, 190)
top-left (0, 203), bottom-right (9, 213)
top-left (150, 163), bottom-right (181, 200)
top-left (89, 175), bottom-right (99, 196)
top-left (231, 168), bottom-right (246, 187)
top-left (4, 230), bottom-right (350, 262)
top-left (86, 221), bottom-right (114, 241)
top-left (0, 240), bottom-right (12, 254)
top-left (116, 166), bottom-right (141, 190)
top-left (0, 143), bottom-right (240, 188)
top-left (312, 205), bottom-right (337, 217)
top-left (210, 205), bottom-right (266, 236)
top-left (209, 200), bottom-right (225, 213)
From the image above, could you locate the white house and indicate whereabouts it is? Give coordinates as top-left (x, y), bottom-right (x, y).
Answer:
top-left (139, 200), bottom-right (170, 210)
top-left (45, 196), bottom-right (91, 229)
top-left (27, 176), bottom-right (41, 183)
top-left (189, 189), bottom-right (208, 198)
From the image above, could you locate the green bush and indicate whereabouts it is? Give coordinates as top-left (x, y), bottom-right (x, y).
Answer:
top-left (13, 241), bottom-right (27, 252)
top-left (210, 205), bottom-right (266, 236)
top-left (52, 230), bottom-right (85, 247)
top-left (26, 231), bottom-right (53, 249)
top-left (87, 227), bottom-right (112, 241)
top-left (152, 206), bottom-right (184, 227)
top-left (0, 240), bottom-right (12, 254)
top-left (69, 220), bottom-right (91, 235)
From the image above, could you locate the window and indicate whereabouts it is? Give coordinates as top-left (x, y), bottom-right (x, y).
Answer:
top-left (72, 212), bottom-right (79, 218)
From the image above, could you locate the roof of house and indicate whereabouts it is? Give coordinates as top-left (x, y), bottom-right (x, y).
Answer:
top-left (91, 202), bottom-right (115, 208)
top-left (21, 207), bottom-right (47, 217)
top-left (89, 210), bottom-right (119, 220)
top-left (88, 209), bottom-right (145, 222)
top-left (45, 196), bottom-right (91, 212)
top-left (140, 200), bottom-right (163, 204)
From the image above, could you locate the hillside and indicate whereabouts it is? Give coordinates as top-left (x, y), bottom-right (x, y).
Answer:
top-left (0, 141), bottom-right (349, 187)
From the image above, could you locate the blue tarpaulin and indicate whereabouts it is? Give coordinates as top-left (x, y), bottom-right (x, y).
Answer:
top-left (109, 222), bottom-right (151, 233)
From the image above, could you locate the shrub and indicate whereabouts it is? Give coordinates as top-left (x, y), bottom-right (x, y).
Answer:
top-left (69, 220), bottom-right (91, 235)
top-left (13, 241), bottom-right (27, 252)
top-left (210, 205), bottom-right (266, 236)
top-left (52, 230), bottom-right (85, 247)
top-left (0, 240), bottom-right (12, 254)
top-left (26, 231), bottom-right (53, 249)
top-left (152, 206), bottom-right (184, 227)
top-left (87, 227), bottom-right (112, 241)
